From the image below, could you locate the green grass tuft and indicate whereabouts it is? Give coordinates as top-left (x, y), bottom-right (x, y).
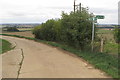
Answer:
top-left (0, 39), bottom-right (12, 54)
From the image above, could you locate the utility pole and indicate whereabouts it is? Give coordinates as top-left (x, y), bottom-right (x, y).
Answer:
top-left (73, 0), bottom-right (82, 12)
top-left (74, 0), bottom-right (76, 12)
top-left (79, 3), bottom-right (81, 12)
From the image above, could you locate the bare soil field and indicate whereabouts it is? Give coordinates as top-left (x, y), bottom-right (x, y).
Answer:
top-left (3, 31), bottom-right (34, 38)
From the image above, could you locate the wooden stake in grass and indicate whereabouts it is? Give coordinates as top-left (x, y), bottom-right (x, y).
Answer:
top-left (100, 37), bottom-right (104, 52)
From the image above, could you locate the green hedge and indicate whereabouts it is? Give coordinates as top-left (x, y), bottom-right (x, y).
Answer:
top-left (33, 8), bottom-right (96, 50)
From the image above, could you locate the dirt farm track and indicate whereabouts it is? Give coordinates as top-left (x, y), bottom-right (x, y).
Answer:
top-left (1, 35), bottom-right (111, 78)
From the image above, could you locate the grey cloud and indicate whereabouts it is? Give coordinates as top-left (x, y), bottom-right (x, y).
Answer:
top-left (8, 11), bottom-right (47, 17)
top-left (1, 16), bottom-right (47, 23)
top-left (46, 6), bottom-right (72, 10)
top-left (90, 8), bottom-right (118, 14)
top-left (1, 6), bottom-right (118, 24)
top-left (37, 6), bottom-right (72, 10)
top-left (9, 12), bottom-right (26, 17)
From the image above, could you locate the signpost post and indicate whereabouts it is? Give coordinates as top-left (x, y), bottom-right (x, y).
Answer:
top-left (91, 17), bottom-right (95, 51)
top-left (91, 15), bottom-right (105, 51)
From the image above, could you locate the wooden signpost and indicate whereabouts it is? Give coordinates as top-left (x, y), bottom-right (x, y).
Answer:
top-left (92, 15), bottom-right (105, 51)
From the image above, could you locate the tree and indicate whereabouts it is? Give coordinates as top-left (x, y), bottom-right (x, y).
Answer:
top-left (60, 9), bottom-right (93, 49)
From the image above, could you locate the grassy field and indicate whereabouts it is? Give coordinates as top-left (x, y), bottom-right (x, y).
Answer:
top-left (97, 29), bottom-right (113, 34)
top-left (2, 27), bottom-right (33, 31)
top-left (97, 29), bottom-right (118, 56)
top-left (1, 34), bottom-right (119, 78)
top-left (97, 29), bottom-right (114, 42)
top-left (0, 39), bottom-right (12, 54)
top-left (17, 28), bottom-right (33, 31)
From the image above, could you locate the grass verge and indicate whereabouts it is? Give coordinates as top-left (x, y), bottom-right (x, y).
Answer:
top-left (1, 34), bottom-right (119, 78)
top-left (104, 42), bottom-right (118, 56)
top-left (0, 38), bottom-right (13, 54)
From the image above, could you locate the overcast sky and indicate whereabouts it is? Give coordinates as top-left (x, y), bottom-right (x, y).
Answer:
top-left (0, 0), bottom-right (119, 24)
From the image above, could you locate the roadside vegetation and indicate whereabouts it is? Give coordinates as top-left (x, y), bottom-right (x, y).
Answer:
top-left (0, 39), bottom-right (12, 54)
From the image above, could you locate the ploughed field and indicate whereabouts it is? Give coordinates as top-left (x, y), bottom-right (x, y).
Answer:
top-left (3, 31), bottom-right (34, 38)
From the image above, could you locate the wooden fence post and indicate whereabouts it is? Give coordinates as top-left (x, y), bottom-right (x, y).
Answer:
top-left (100, 37), bottom-right (104, 52)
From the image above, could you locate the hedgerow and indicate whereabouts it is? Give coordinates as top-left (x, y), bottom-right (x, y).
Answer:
top-left (33, 8), bottom-right (95, 50)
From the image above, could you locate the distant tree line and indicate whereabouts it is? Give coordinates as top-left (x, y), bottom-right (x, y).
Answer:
top-left (7, 26), bottom-right (19, 32)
